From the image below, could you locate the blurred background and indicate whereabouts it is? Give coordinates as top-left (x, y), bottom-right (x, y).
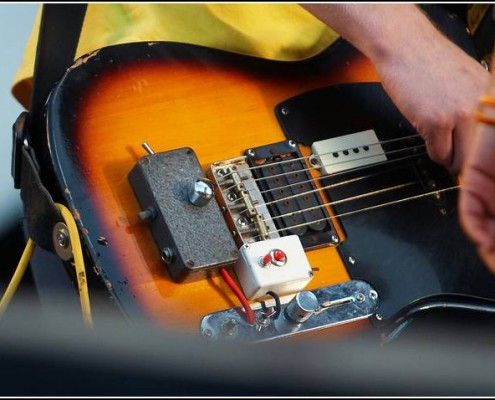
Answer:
top-left (0, 4), bottom-right (37, 296)
top-left (1, 3), bottom-right (495, 396)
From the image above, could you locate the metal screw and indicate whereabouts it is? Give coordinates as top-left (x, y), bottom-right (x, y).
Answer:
top-left (221, 318), bottom-right (238, 337)
top-left (288, 140), bottom-right (296, 148)
top-left (53, 222), bottom-right (73, 261)
top-left (237, 217), bottom-right (248, 227)
top-left (369, 290), bottom-right (378, 300)
top-left (348, 256), bottom-right (356, 265)
top-left (281, 107), bottom-right (289, 115)
top-left (375, 313), bottom-right (383, 321)
top-left (309, 156), bottom-right (319, 166)
top-left (202, 329), bottom-right (213, 338)
top-left (216, 168), bottom-right (229, 177)
top-left (331, 235), bottom-right (339, 244)
top-left (356, 293), bottom-right (365, 302)
top-left (57, 228), bottom-right (70, 249)
top-left (186, 259), bottom-right (195, 267)
top-left (97, 236), bottom-right (108, 246)
top-left (246, 149), bottom-right (255, 157)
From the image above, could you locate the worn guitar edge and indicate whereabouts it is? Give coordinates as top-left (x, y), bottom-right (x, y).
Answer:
top-left (42, 31), bottom-right (495, 340)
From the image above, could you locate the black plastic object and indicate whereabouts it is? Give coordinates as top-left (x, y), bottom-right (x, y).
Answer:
top-left (244, 140), bottom-right (337, 250)
top-left (128, 148), bottom-right (238, 282)
top-left (276, 82), bottom-right (495, 323)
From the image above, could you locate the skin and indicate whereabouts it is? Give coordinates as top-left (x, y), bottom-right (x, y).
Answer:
top-left (301, 4), bottom-right (489, 171)
top-left (301, 4), bottom-right (495, 273)
top-left (459, 49), bottom-right (495, 274)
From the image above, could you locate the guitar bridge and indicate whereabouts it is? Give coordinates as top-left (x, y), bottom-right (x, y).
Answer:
top-left (210, 157), bottom-right (279, 244)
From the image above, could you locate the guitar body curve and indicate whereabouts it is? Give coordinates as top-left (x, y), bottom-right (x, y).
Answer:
top-left (44, 36), bottom-right (495, 339)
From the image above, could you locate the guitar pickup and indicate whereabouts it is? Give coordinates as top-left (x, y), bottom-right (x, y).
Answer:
top-left (310, 129), bottom-right (387, 175)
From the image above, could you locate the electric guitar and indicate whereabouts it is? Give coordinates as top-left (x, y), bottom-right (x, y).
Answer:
top-left (41, 31), bottom-right (495, 342)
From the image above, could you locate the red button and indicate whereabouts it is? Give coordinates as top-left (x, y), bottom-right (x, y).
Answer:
top-left (261, 254), bottom-right (272, 266)
top-left (273, 250), bottom-right (286, 262)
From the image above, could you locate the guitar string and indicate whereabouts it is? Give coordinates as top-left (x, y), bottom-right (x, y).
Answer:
top-left (262, 181), bottom-right (419, 223)
top-left (212, 134), bottom-right (455, 236)
top-left (239, 169), bottom-right (451, 226)
top-left (227, 149), bottom-right (429, 216)
top-left (259, 156), bottom-right (420, 196)
top-left (219, 141), bottom-right (426, 195)
top-left (217, 133), bottom-right (423, 194)
top-left (218, 132), bottom-right (422, 178)
top-left (225, 148), bottom-right (430, 222)
top-left (252, 185), bottom-right (461, 238)
top-left (262, 164), bottom-right (417, 208)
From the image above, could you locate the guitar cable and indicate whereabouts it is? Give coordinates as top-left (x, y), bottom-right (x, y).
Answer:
top-left (0, 203), bottom-right (93, 328)
top-left (0, 238), bottom-right (35, 317)
top-left (219, 267), bottom-right (256, 325)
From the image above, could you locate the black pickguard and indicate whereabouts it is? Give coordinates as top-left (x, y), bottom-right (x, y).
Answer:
top-left (276, 82), bottom-right (495, 323)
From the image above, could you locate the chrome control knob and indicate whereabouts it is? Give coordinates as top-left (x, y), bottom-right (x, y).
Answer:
top-left (285, 291), bottom-right (319, 323)
top-left (189, 178), bottom-right (214, 207)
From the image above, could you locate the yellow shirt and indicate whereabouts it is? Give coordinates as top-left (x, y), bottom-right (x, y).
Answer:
top-left (12, 3), bottom-right (340, 109)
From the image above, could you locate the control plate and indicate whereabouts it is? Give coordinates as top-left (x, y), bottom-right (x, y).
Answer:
top-left (200, 280), bottom-right (379, 343)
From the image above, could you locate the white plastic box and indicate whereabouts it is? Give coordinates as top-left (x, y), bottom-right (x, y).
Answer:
top-left (234, 235), bottom-right (314, 300)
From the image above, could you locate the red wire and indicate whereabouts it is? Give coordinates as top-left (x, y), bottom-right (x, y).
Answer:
top-left (219, 267), bottom-right (255, 325)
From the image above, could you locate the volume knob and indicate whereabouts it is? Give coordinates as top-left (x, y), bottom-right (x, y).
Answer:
top-left (189, 178), bottom-right (214, 207)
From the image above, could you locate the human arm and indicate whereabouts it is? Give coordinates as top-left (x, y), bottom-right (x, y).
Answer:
top-left (459, 48), bottom-right (495, 274)
top-left (300, 3), bottom-right (489, 172)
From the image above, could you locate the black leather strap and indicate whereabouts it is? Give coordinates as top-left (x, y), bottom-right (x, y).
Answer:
top-left (30, 4), bottom-right (87, 125)
top-left (12, 4), bottom-right (87, 251)
top-left (29, 3), bottom-right (87, 165)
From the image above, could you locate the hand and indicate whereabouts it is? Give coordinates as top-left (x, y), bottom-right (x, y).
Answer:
top-left (459, 65), bottom-right (495, 274)
top-left (300, 3), bottom-right (490, 172)
top-left (373, 32), bottom-right (489, 173)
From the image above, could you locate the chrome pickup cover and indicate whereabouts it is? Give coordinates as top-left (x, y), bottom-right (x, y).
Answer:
top-left (311, 129), bottom-right (386, 175)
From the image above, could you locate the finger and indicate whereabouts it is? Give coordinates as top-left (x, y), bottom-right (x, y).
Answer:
top-left (450, 116), bottom-right (476, 173)
top-left (459, 186), bottom-right (494, 251)
top-left (421, 123), bottom-right (453, 167)
top-left (478, 246), bottom-right (495, 277)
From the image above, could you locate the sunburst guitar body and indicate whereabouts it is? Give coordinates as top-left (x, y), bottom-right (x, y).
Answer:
top-left (44, 37), bottom-right (495, 342)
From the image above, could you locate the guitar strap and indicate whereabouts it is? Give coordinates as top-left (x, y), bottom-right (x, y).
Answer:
top-left (11, 4), bottom-right (87, 251)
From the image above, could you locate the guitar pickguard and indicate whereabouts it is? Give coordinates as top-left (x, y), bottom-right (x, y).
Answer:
top-left (276, 83), bottom-right (495, 322)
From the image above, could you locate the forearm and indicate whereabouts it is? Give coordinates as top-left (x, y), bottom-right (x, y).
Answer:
top-left (302, 3), bottom-right (488, 170)
top-left (300, 4), bottom-right (450, 64)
